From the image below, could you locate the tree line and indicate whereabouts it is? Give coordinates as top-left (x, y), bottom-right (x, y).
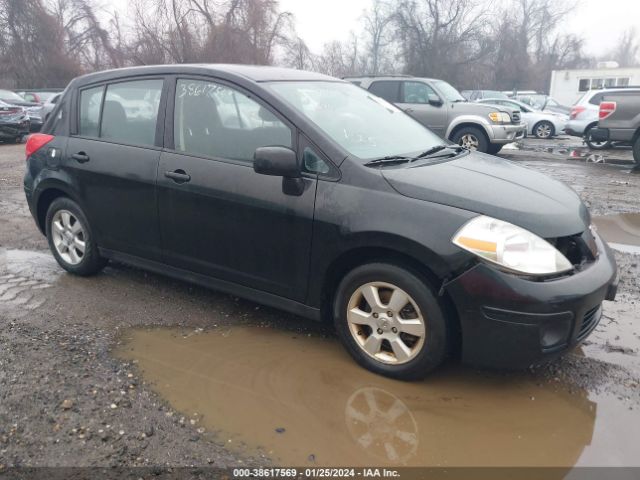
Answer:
top-left (0, 0), bottom-right (638, 92)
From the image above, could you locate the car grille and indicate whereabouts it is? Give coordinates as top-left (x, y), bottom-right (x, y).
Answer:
top-left (511, 111), bottom-right (521, 123)
top-left (577, 304), bottom-right (601, 341)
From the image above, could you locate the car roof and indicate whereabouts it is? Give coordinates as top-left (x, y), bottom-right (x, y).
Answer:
top-left (73, 64), bottom-right (339, 87)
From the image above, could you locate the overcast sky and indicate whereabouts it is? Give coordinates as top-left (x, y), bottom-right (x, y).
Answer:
top-left (109, 0), bottom-right (639, 58)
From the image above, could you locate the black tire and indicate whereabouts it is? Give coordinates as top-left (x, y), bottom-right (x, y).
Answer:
top-left (585, 126), bottom-right (611, 150)
top-left (486, 143), bottom-right (503, 155)
top-left (333, 262), bottom-right (449, 380)
top-left (45, 197), bottom-right (107, 276)
top-left (450, 126), bottom-right (489, 153)
top-left (533, 121), bottom-right (555, 139)
top-left (633, 136), bottom-right (640, 165)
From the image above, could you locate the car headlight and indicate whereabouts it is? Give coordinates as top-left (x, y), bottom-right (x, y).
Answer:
top-left (452, 215), bottom-right (573, 275)
top-left (488, 111), bottom-right (510, 123)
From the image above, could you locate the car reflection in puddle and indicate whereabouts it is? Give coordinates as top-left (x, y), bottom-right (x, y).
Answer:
top-left (114, 326), bottom-right (640, 468)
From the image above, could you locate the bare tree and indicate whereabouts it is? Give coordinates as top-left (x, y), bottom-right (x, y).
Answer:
top-left (361, 0), bottom-right (394, 74)
top-left (609, 28), bottom-right (640, 67)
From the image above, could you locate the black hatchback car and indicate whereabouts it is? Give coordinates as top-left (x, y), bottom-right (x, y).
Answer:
top-left (24, 65), bottom-right (617, 379)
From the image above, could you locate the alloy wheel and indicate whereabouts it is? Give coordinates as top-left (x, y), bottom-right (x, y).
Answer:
top-left (51, 210), bottom-right (86, 265)
top-left (346, 282), bottom-right (426, 365)
top-left (459, 133), bottom-right (479, 150)
top-left (535, 123), bottom-right (552, 139)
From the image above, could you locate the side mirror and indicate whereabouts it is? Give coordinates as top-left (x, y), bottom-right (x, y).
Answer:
top-left (428, 94), bottom-right (443, 107)
top-left (254, 146), bottom-right (299, 178)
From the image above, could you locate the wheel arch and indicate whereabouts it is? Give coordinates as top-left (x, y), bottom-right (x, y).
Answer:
top-left (448, 122), bottom-right (491, 144)
top-left (318, 245), bottom-right (462, 355)
top-left (34, 181), bottom-right (81, 234)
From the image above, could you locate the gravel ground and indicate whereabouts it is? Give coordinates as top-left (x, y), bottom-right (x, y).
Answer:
top-left (0, 137), bottom-right (639, 468)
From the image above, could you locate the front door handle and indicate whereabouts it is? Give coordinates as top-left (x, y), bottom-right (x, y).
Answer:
top-left (404, 107), bottom-right (414, 113)
top-left (164, 169), bottom-right (191, 183)
top-left (71, 152), bottom-right (90, 163)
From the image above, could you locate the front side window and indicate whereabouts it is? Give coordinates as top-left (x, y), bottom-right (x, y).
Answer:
top-left (431, 80), bottom-right (466, 102)
top-left (101, 79), bottom-right (163, 146)
top-left (174, 79), bottom-right (292, 162)
top-left (78, 86), bottom-right (104, 137)
top-left (267, 81), bottom-right (443, 159)
top-left (402, 82), bottom-right (438, 104)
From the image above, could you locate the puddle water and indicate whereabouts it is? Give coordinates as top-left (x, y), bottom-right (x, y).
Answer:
top-left (0, 249), bottom-right (58, 310)
top-left (116, 326), bottom-right (640, 467)
top-left (593, 213), bottom-right (640, 254)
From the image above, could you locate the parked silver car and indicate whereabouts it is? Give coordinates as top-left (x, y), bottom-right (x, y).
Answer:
top-left (565, 88), bottom-right (640, 150)
top-left (478, 98), bottom-right (567, 139)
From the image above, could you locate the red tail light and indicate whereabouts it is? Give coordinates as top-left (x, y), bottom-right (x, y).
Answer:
top-left (569, 106), bottom-right (586, 120)
top-left (25, 133), bottom-right (54, 158)
top-left (599, 101), bottom-right (617, 120)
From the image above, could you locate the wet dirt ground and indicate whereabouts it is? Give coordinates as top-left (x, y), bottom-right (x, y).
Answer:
top-left (1, 136), bottom-right (640, 469)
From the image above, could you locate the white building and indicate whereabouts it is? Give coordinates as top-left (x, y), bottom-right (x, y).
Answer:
top-left (549, 65), bottom-right (640, 106)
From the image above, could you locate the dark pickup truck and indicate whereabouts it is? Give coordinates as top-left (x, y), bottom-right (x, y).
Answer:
top-left (590, 91), bottom-right (640, 164)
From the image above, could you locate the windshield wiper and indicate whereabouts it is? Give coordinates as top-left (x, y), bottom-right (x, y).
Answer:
top-left (364, 155), bottom-right (415, 166)
top-left (410, 144), bottom-right (466, 161)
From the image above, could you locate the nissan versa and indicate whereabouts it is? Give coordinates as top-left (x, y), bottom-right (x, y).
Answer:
top-left (24, 65), bottom-right (618, 380)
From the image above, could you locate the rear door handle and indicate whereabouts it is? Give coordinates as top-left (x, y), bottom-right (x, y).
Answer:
top-left (164, 169), bottom-right (191, 183)
top-left (71, 152), bottom-right (90, 163)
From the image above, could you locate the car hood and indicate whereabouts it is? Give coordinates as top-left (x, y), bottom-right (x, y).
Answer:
top-left (381, 153), bottom-right (590, 238)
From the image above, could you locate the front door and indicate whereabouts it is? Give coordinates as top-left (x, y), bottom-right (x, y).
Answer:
top-left (397, 81), bottom-right (448, 138)
top-left (66, 78), bottom-right (165, 260)
top-left (157, 78), bottom-right (316, 302)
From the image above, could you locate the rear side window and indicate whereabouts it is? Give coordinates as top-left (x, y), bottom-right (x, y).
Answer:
top-left (588, 93), bottom-right (603, 106)
top-left (79, 86), bottom-right (104, 137)
top-left (173, 79), bottom-right (292, 162)
top-left (368, 81), bottom-right (401, 103)
top-left (101, 79), bottom-right (163, 146)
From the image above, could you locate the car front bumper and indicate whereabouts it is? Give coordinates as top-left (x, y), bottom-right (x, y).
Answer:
top-left (487, 123), bottom-right (527, 144)
top-left (445, 232), bottom-right (617, 369)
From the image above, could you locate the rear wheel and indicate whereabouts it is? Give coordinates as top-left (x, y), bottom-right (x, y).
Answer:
top-left (333, 263), bottom-right (449, 380)
top-left (633, 136), bottom-right (640, 165)
top-left (533, 121), bottom-right (554, 139)
top-left (46, 197), bottom-right (107, 276)
top-left (451, 126), bottom-right (489, 153)
top-left (585, 126), bottom-right (611, 150)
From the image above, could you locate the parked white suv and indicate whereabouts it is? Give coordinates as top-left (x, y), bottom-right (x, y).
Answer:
top-left (565, 88), bottom-right (640, 150)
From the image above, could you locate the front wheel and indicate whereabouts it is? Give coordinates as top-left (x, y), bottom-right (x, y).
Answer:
top-left (486, 143), bottom-right (503, 155)
top-left (451, 126), bottom-right (489, 153)
top-left (46, 197), bottom-right (107, 276)
top-left (333, 263), bottom-right (449, 380)
top-left (633, 136), bottom-right (640, 165)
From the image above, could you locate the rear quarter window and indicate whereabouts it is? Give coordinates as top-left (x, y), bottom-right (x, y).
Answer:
top-left (368, 81), bottom-right (401, 103)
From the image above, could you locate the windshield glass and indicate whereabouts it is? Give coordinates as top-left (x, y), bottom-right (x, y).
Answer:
top-left (266, 81), bottom-right (443, 159)
top-left (432, 80), bottom-right (466, 102)
top-left (0, 89), bottom-right (25, 102)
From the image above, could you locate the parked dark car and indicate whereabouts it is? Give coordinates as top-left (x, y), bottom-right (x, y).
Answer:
top-left (0, 89), bottom-right (45, 132)
top-left (0, 100), bottom-right (30, 143)
top-left (24, 65), bottom-right (617, 379)
top-left (18, 89), bottom-right (63, 105)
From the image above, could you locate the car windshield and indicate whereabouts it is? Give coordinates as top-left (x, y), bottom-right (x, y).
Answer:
top-left (432, 80), bottom-right (466, 102)
top-left (484, 91), bottom-right (508, 99)
top-left (37, 92), bottom-right (57, 102)
top-left (266, 81), bottom-right (444, 159)
top-left (0, 89), bottom-right (25, 102)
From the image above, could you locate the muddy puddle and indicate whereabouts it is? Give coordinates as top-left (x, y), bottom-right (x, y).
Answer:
top-left (593, 213), bottom-right (640, 254)
top-left (116, 326), bottom-right (640, 468)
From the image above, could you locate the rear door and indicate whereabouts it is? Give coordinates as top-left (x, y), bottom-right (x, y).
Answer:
top-left (66, 77), bottom-right (166, 260)
top-left (397, 81), bottom-right (448, 137)
top-left (157, 77), bottom-right (317, 302)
